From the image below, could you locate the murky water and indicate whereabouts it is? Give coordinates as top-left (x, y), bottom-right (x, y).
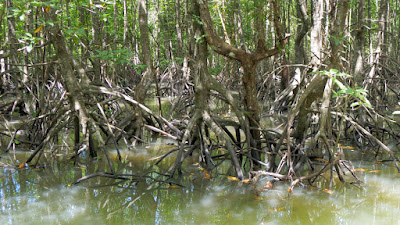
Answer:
top-left (1, 146), bottom-right (400, 225)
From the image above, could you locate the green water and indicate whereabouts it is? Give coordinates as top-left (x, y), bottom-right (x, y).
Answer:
top-left (1, 147), bottom-right (400, 225)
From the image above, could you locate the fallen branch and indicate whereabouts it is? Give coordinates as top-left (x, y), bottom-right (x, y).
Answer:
top-left (71, 172), bottom-right (130, 185)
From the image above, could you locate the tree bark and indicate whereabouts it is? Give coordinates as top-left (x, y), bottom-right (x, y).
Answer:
top-left (328, 0), bottom-right (350, 70)
top-left (294, 0), bottom-right (309, 65)
top-left (352, 0), bottom-right (365, 85)
top-left (310, 0), bottom-right (324, 67)
top-left (364, 0), bottom-right (387, 90)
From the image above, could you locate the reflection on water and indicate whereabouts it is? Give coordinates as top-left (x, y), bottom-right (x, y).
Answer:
top-left (1, 149), bottom-right (400, 224)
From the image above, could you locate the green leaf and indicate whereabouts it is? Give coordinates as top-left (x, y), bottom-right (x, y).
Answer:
top-left (337, 89), bottom-right (346, 96)
top-left (332, 90), bottom-right (338, 98)
top-left (332, 78), bottom-right (346, 90)
top-left (329, 69), bottom-right (339, 74)
top-left (345, 88), bottom-right (354, 94)
top-left (336, 72), bottom-right (352, 77)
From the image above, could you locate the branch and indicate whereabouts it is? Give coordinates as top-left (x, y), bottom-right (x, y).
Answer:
top-left (196, 0), bottom-right (285, 63)
top-left (196, 0), bottom-right (247, 61)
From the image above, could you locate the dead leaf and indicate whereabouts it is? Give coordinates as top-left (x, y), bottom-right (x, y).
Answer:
top-left (45, 6), bottom-right (50, 13)
top-left (314, 158), bottom-right (329, 163)
top-left (18, 163), bottom-right (26, 168)
top-left (323, 189), bottom-right (333, 195)
top-left (166, 184), bottom-right (180, 189)
top-left (241, 179), bottom-right (250, 184)
top-left (353, 168), bottom-right (368, 172)
top-left (369, 170), bottom-right (381, 173)
top-left (34, 25), bottom-right (43, 33)
top-left (227, 176), bottom-right (240, 181)
top-left (263, 181), bottom-right (274, 189)
top-left (269, 207), bottom-right (285, 212)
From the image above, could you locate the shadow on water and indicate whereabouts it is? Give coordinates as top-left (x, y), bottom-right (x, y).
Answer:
top-left (1, 144), bottom-right (400, 225)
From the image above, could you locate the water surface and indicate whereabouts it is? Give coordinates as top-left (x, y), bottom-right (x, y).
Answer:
top-left (1, 148), bottom-right (400, 225)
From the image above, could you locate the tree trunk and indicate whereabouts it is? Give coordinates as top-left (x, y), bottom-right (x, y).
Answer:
top-left (329, 0), bottom-right (350, 70)
top-left (196, 0), bottom-right (285, 169)
top-left (353, 0), bottom-right (365, 85)
top-left (242, 62), bottom-right (261, 164)
top-left (233, 0), bottom-right (246, 51)
top-left (294, 0), bottom-right (309, 65)
top-left (310, 0), bottom-right (324, 67)
top-left (171, 0), bottom-right (244, 178)
top-left (364, 0), bottom-right (387, 91)
top-left (90, 0), bottom-right (102, 83)
top-left (175, 0), bottom-right (183, 59)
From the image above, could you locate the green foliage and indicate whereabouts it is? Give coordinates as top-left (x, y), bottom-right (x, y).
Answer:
top-left (195, 34), bottom-right (207, 43)
top-left (313, 69), bottom-right (372, 108)
top-left (92, 49), bottom-right (127, 64)
top-left (209, 64), bottom-right (223, 76)
top-left (329, 35), bottom-right (346, 45)
top-left (91, 49), bottom-right (147, 72)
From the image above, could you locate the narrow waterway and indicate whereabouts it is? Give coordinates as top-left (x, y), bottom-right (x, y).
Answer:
top-left (1, 146), bottom-right (400, 225)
